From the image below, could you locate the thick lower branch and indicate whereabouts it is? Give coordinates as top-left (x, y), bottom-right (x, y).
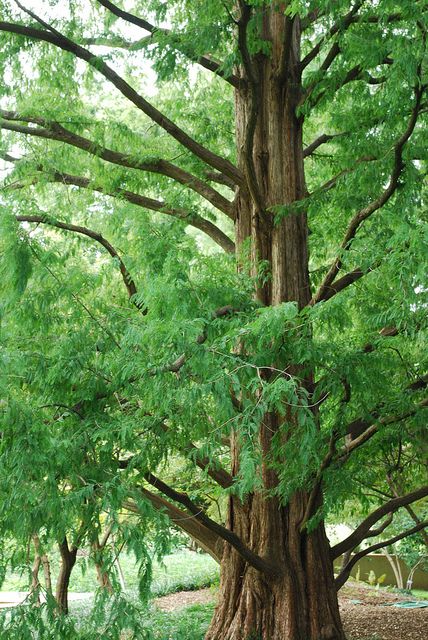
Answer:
top-left (123, 491), bottom-right (222, 562)
top-left (144, 473), bottom-right (280, 575)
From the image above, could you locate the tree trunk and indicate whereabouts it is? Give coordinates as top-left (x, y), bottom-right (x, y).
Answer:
top-left (56, 538), bottom-right (78, 614)
top-left (92, 540), bottom-right (114, 594)
top-left (33, 534), bottom-right (52, 594)
top-left (207, 9), bottom-right (344, 640)
top-left (30, 545), bottom-right (41, 604)
top-left (114, 552), bottom-right (127, 592)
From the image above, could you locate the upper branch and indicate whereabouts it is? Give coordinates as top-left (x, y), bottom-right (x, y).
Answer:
top-left (0, 111), bottom-right (234, 218)
top-left (331, 485), bottom-right (428, 559)
top-left (337, 398), bottom-right (428, 462)
top-left (96, 0), bottom-right (240, 87)
top-left (4, 162), bottom-right (235, 253)
top-left (310, 82), bottom-right (425, 306)
top-left (309, 267), bottom-right (370, 305)
top-left (300, 2), bottom-right (364, 70)
top-left (303, 132), bottom-right (344, 157)
top-left (0, 19), bottom-right (243, 187)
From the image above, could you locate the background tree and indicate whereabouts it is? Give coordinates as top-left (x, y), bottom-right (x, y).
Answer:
top-left (0, 1), bottom-right (427, 639)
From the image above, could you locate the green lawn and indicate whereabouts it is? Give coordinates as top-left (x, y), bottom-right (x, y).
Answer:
top-left (144, 603), bottom-right (215, 640)
top-left (1, 548), bottom-right (220, 596)
top-left (410, 588), bottom-right (428, 600)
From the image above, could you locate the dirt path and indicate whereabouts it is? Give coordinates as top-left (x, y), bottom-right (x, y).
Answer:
top-left (154, 583), bottom-right (428, 640)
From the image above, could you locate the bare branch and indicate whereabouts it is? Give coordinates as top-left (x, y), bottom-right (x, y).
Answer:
top-left (303, 132), bottom-right (344, 157)
top-left (123, 492), bottom-right (222, 562)
top-left (204, 170), bottom-right (236, 190)
top-left (337, 398), bottom-right (428, 462)
top-left (80, 35), bottom-right (149, 50)
top-left (0, 112), bottom-right (234, 218)
top-left (301, 9), bottom-right (323, 31)
top-left (144, 472), bottom-right (281, 575)
top-left (309, 267), bottom-right (368, 304)
top-left (342, 373), bottom-right (428, 442)
top-left (366, 513), bottom-right (394, 538)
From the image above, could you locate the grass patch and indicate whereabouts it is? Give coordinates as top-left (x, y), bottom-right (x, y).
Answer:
top-left (150, 551), bottom-right (219, 597)
top-left (1, 549), bottom-right (220, 597)
top-left (147, 603), bottom-right (215, 640)
top-left (410, 588), bottom-right (428, 600)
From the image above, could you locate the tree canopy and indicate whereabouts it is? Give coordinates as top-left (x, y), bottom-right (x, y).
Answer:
top-left (0, 1), bottom-right (427, 639)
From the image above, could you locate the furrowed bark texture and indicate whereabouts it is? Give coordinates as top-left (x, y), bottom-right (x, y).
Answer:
top-left (206, 10), bottom-right (344, 640)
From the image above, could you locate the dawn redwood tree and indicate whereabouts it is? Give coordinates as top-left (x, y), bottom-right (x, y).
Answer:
top-left (0, 1), bottom-right (427, 639)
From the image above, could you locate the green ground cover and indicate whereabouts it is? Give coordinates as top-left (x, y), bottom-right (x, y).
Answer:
top-left (1, 549), bottom-right (220, 595)
top-left (1, 550), bottom-right (427, 639)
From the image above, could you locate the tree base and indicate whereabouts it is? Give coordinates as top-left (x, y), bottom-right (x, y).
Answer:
top-left (205, 508), bottom-right (345, 640)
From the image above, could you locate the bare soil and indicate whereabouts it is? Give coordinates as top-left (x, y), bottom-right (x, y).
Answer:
top-left (154, 581), bottom-right (428, 639)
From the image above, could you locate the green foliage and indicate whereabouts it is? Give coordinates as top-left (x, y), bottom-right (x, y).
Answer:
top-left (392, 512), bottom-right (428, 572)
top-left (0, 0), bottom-right (426, 634)
top-left (146, 604), bottom-right (215, 640)
top-left (0, 593), bottom-right (152, 640)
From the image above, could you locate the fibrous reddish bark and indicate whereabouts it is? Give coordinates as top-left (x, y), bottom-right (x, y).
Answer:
top-left (206, 8), bottom-right (344, 640)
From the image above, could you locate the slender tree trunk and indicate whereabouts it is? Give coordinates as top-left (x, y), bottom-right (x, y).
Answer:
top-left (384, 548), bottom-right (403, 589)
top-left (30, 544), bottom-right (41, 604)
top-left (94, 559), bottom-right (114, 593)
top-left (114, 552), bottom-right (127, 592)
top-left (33, 534), bottom-right (52, 595)
top-left (41, 553), bottom-right (52, 594)
top-left (207, 9), bottom-right (344, 640)
top-left (92, 540), bottom-right (114, 593)
top-left (56, 538), bottom-right (78, 614)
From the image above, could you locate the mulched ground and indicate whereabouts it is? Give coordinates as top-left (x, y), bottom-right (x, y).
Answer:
top-left (154, 581), bottom-right (428, 639)
top-left (155, 588), bottom-right (214, 613)
top-left (340, 582), bottom-right (428, 640)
